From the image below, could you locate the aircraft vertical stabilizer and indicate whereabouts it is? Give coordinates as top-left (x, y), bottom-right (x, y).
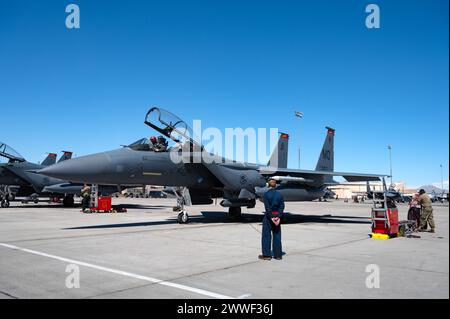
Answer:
top-left (267, 133), bottom-right (289, 169)
top-left (315, 127), bottom-right (335, 183)
top-left (315, 127), bottom-right (335, 172)
top-left (58, 151), bottom-right (73, 163)
top-left (41, 153), bottom-right (57, 166)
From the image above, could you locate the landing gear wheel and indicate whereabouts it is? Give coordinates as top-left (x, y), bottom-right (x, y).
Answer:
top-left (33, 198), bottom-right (39, 204)
top-left (229, 207), bottom-right (242, 219)
top-left (63, 195), bottom-right (75, 207)
top-left (1, 200), bottom-right (10, 208)
top-left (6, 194), bottom-right (15, 202)
top-left (177, 211), bottom-right (189, 224)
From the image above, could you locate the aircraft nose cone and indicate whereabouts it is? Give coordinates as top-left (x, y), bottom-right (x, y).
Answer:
top-left (38, 153), bottom-right (112, 183)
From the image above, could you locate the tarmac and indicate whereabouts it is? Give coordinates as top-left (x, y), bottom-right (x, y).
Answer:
top-left (0, 198), bottom-right (448, 299)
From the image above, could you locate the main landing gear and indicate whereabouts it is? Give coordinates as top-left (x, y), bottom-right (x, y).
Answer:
top-left (228, 207), bottom-right (242, 219)
top-left (63, 195), bottom-right (75, 207)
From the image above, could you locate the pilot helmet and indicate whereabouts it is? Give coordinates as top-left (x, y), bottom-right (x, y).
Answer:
top-left (150, 136), bottom-right (157, 144)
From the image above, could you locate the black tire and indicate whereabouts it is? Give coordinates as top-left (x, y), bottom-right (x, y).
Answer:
top-left (229, 207), bottom-right (242, 219)
top-left (177, 212), bottom-right (189, 224)
top-left (63, 196), bottom-right (75, 207)
top-left (33, 198), bottom-right (39, 204)
top-left (1, 200), bottom-right (10, 208)
top-left (6, 194), bottom-right (15, 202)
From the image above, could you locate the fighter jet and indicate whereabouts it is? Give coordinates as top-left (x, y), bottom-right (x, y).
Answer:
top-left (39, 107), bottom-right (384, 223)
top-left (0, 143), bottom-right (79, 207)
top-left (0, 142), bottom-right (146, 208)
top-left (0, 145), bottom-right (56, 205)
top-left (365, 180), bottom-right (402, 201)
top-left (429, 189), bottom-right (448, 203)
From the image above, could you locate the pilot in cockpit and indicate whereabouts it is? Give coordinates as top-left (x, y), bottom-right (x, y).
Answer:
top-left (154, 136), bottom-right (168, 152)
top-left (149, 136), bottom-right (158, 150)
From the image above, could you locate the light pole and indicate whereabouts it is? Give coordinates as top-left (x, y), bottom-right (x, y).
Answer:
top-left (440, 164), bottom-right (444, 191)
top-left (294, 111), bottom-right (303, 169)
top-left (388, 145), bottom-right (393, 186)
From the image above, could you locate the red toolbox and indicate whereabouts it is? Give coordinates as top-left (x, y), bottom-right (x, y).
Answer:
top-left (97, 197), bottom-right (112, 211)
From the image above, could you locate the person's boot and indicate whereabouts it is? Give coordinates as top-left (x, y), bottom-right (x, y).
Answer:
top-left (258, 255), bottom-right (272, 261)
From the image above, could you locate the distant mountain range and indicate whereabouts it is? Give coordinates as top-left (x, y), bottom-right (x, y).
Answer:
top-left (418, 185), bottom-right (448, 194)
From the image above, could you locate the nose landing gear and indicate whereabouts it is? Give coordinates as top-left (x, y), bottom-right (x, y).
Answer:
top-left (1, 199), bottom-right (10, 208)
top-left (0, 185), bottom-right (13, 208)
top-left (172, 187), bottom-right (191, 224)
top-left (177, 210), bottom-right (189, 224)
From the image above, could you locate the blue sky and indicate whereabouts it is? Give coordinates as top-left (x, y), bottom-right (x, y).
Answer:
top-left (0, 0), bottom-right (448, 188)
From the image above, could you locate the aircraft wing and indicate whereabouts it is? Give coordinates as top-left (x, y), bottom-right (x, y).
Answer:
top-left (2, 165), bottom-right (41, 192)
top-left (259, 167), bottom-right (383, 183)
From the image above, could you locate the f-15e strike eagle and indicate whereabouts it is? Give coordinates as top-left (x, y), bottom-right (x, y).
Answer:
top-left (39, 107), bottom-right (383, 223)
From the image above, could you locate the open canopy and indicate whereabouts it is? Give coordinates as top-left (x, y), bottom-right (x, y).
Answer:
top-left (144, 107), bottom-right (201, 148)
top-left (0, 142), bottom-right (25, 162)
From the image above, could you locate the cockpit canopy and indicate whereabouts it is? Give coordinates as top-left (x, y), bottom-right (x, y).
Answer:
top-left (128, 107), bottom-right (203, 153)
top-left (145, 107), bottom-right (201, 147)
top-left (0, 142), bottom-right (25, 162)
top-left (127, 138), bottom-right (151, 150)
top-left (127, 137), bottom-right (171, 152)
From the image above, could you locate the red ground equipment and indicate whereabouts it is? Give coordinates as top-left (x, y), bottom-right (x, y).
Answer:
top-left (89, 197), bottom-right (112, 213)
top-left (84, 185), bottom-right (126, 213)
top-left (372, 207), bottom-right (399, 236)
top-left (371, 190), bottom-right (399, 238)
top-left (98, 197), bottom-right (112, 211)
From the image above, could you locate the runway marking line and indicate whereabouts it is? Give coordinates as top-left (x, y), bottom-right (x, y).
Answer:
top-left (0, 243), bottom-right (234, 299)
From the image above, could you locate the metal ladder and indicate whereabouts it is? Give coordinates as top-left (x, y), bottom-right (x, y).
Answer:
top-left (371, 178), bottom-right (390, 231)
top-left (90, 184), bottom-right (99, 208)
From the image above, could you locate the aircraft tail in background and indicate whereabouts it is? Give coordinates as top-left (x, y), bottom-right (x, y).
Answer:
top-left (41, 153), bottom-right (57, 166)
top-left (315, 127), bottom-right (335, 184)
top-left (267, 133), bottom-right (289, 169)
top-left (315, 127), bottom-right (335, 172)
top-left (58, 151), bottom-right (73, 163)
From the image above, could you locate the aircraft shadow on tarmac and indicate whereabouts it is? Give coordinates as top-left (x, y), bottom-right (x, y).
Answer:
top-left (114, 204), bottom-right (172, 210)
top-left (63, 211), bottom-right (371, 230)
top-left (4, 203), bottom-right (171, 210)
